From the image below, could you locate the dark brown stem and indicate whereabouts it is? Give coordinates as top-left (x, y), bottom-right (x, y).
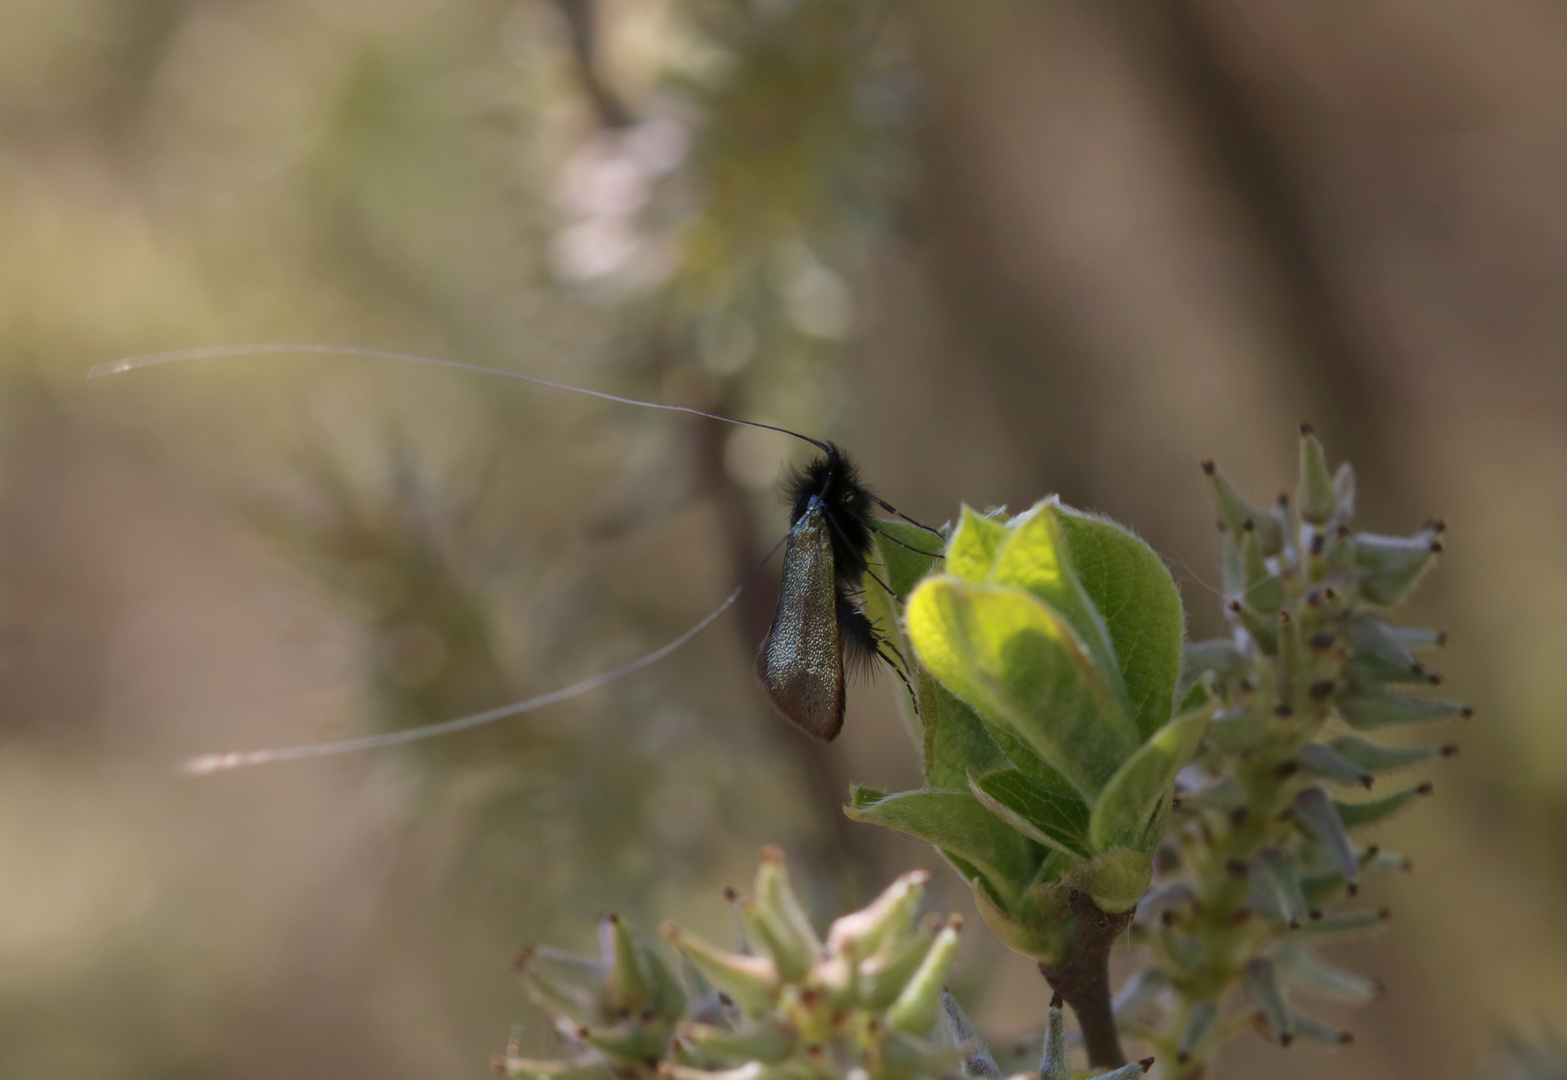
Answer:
top-left (1038, 889), bottom-right (1134, 1069)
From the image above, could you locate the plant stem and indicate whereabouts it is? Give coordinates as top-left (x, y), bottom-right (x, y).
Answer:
top-left (1039, 890), bottom-right (1135, 1068)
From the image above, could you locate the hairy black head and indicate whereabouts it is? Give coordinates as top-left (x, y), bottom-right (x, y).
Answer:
top-left (782, 443), bottom-right (875, 588)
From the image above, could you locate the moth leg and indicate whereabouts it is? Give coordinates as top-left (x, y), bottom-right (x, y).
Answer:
top-left (875, 639), bottom-right (921, 720)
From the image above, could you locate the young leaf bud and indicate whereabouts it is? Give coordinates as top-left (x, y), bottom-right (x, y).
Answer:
top-left (887, 920), bottom-right (961, 1035)
top-left (677, 1020), bottom-right (797, 1066)
top-left (1272, 945), bottom-right (1378, 1004)
top-left (1296, 743), bottom-right (1373, 789)
top-left (1297, 426), bottom-right (1337, 526)
top-left (661, 924), bottom-right (777, 1015)
top-left (1332, 784), bottom-right (1431, 829)
top-left (1038, 993), bottom-right (1070, 1080)
top-left (1244, 958), bottom-right (1295, 1045)
top-left (826, 869), bottom-right (929, 960)
top-left (1177, 1001), bottom-right (1219, 1063)
top-left (1292, 788), bottom-right (1359, 880)
top-left (1112, 967), bottom-right (1171, 1021)
top-left (1353, 532), bottom-right (1440, 606)
top-left (1329, 735), bottom-right (1451, 774)
top-left (1337, 687), bottom-right (1468, 730)
top-left (1205, 464), bottom-right (1284, 556)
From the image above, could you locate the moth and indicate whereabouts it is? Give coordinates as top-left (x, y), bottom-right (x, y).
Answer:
top-left (88, 344), bottom-right (942, 770)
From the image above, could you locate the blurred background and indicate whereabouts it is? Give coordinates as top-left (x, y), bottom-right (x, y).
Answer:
top-left (2, 0), bottom-right (1565, 1076)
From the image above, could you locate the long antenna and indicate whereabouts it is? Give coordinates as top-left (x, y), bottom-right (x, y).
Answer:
top-left (88, 343), bottom-right (833, 454)
top-left (181, 533), bottom-right (789, 775)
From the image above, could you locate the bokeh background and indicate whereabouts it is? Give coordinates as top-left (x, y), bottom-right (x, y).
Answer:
top-left (3, 0), bottom-right (1565, 1077)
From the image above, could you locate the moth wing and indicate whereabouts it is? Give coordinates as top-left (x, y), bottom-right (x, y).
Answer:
top-left (756, 502), bottom-right (845, 740)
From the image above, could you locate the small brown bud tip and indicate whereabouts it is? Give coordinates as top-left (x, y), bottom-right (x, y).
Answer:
top-left (1430, 540), bottom-right (1444, 554)
top-left (1177, 1052), bottom-right (1191, 1065)
top-left (1426, 518), bottom-right (1447, 533)
top-left (1335, 525), bottom-right (1350, 539)
top-left (1226, 858), bottom-right (1250, 878)
top-left (1161, 910), bottom-right (1176, 927)
top-left (1300, 421), bottom-right (1316, 435)
top-left (1339, 1032), bottom-right (1355, 1045)
top-left (1273, 760), bottom-right (1300, 778)
top-left (1281, 1034), bottom-right (1295, 1048)
top-left (1201, 460), bottom-right (1216, 475)
top-left (510, 945), bottom-right (535, 972)
top-left (1228, 600), bottom-right (1243, 613)
top-left (1427, 672), bottom-right (1444, 686)
top-left (799, 989), bottom-right (819, 1007)
top-left (1050, 992), bottom-right (1064, 1009)
top-left (1366, 845), bottom-right (1381, 857)
top-left (1243, 517), bottom-right (1256, 532)
top-left (1436, 631), bottom-right (1449, 647)
top-left (1278, 609), bottom-right (1292, 624)
top-left (1309, 533), bottom-right (1326, 556)
top-left (606, 911), bottom-right (621, 923)
top-left (1308, 909), bottom-right (1324, 921)
top-left (806, 1045), bottom-right (824, 1059)
top-left (1309, 680), bottom-right (1336, 701)
top-left (1170, 796), bottom-right (1183, 809)
top-left (717, 991), bottom-right (733, 1006)
top-left (1460, 706), bottom-right (1474, 719)
top-left (1442, 744), bottom-right (1459, 757)
top-left (1229, 806), bottom-right (1250, 826)
top-left (658, 922), bottom-right (679, 940)
top-left (1308, 632), bottom-right (1335, 651)
top-left (1278, 492), bottom-right (1290, 508)
top-left (1347, 882), bottom-right (1359, 897)
top-left (1139, 1057), bottom-right (1156, 1072)
top-left (759, 845), bottom-right (784, 863)
top-left (722, 886), bottom-right (738, 902)
top-left (491, 1060), bottom-right (506, 1075)
top-left (1417, 782), bottom-right (1435, 796)
top-left (1273, 705), bottom-right (1294, 720)
top-left (1361, 776), bottom-right (1374, 790)
top-left (576, 1025), bottom-right (592, 1039)
top-left (948, 914), bottom-right (965, 931)
top-left (1378, 907), bottom-right (1393, 920)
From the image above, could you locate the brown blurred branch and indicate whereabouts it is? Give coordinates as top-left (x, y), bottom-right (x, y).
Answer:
top-left (549, 0), bottom-right (635, 129)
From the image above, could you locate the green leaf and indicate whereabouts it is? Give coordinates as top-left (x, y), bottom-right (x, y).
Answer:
top-left (945, 506), bottom-right (1009, 583)
top-left (846, 787), bottom-right (1039, 909)
top-left (971, 879), bottom-right (1071, 964)
top-left (1056, 506), bottom-right (1185, 739)
top-left (922, 680), bottom-right (1008, 790)
top-left (906, 577), bottom-right (1140, 800)
top-left (1089, 702), bottom-right (1212, 852)
top-left (967, 766), bottom-right (1091, 858)
top-left (989, 503), bottom-right (1130, 718)
top-left (874, 518), bottom-right (947, 598)
top-left (1063, 847), bottom-right (1153, 914)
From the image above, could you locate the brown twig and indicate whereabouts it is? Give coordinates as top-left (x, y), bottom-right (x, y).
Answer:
top-left (1039, 889), bottom-right (1134, 1069)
